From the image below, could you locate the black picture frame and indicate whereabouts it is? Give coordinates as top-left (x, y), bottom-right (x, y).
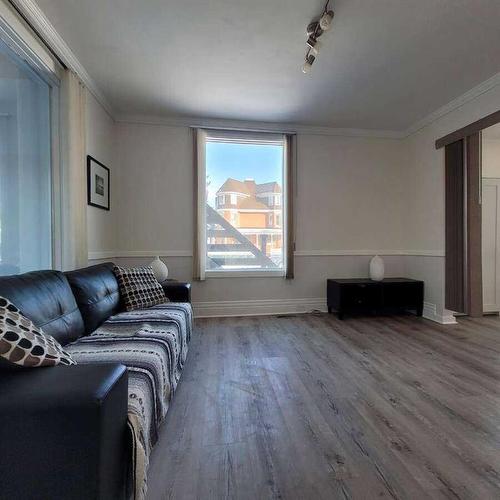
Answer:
top-left (87, 155), bottom-right (110, 210)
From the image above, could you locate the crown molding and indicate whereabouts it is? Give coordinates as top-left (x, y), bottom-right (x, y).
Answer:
top-left (105, 70), bottom-right (500, 140)
top-left (115, 65), bottom-right (500, 139)
top-left (403, 70), bottom-right (500, 137)
top-left (9, 0), bottom-right (114, 118)
top-left (114, 113), bottom-right (405, 139)
top-left (9, 0), bottom-right (500, 140)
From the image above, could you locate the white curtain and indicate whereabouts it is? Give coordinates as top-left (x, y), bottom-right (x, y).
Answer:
top-left (60, 70), bottom-right (87, 270)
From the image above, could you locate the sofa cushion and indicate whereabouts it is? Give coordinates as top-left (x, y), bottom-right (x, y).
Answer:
top-left (0, 296), bottom-right (76, 367)
top-left (0, 270), bottom-right (85, 345)
top-left (66, 262), bottom-right (121, 335)
top-left (113, 266), bottom-right (167, 311)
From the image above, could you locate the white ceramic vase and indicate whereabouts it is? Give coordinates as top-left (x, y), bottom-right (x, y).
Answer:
top-left (150, 256), bottom-right (169, 282)
top-left (369, 255), bottom-right (384, 281)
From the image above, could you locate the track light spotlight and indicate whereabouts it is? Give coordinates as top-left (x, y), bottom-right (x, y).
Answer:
top-left (302, 53), bottom-right (315, 74)
top-left (301, 0), bottom-right (334, 74)
top-left (319, 10), bottom-right (334, 31)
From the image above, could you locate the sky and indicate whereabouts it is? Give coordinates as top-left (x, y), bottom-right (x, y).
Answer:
top-left (206, 142), bottom-right (283, 206)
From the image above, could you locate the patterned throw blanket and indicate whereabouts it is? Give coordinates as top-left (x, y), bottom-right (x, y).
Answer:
top-left (66, 302), bottom-right (193, 500)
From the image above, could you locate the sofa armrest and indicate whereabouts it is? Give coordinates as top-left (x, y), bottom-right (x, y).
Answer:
top-left (0, 363), bottom-right (128, 500)
top-left (161, 280), bottom-right (191, 303)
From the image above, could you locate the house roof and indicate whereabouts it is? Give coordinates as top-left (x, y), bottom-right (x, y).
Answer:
top-left (238, 198), bottom-right (269, 210)
top-left (256, 182), bottom-right (281, 194)
top-left (217, 178), bottom-right (281, 195)
top-left (217, 178), bottom-right (251, 195)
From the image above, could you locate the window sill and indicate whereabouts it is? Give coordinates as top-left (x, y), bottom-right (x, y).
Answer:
top-left (204, 270), bottom-right (285, 278)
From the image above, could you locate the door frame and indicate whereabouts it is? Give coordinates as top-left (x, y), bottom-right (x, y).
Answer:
top-left (437, 112), bottom-right (500, 317)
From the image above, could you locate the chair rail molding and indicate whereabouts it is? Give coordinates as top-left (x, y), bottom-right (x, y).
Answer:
top-left (294, 250), bottom-right (445, 257)
top-left (88, 250), bottom-right (193, 260)
top-left (89, 249), bottom-right (446, 261)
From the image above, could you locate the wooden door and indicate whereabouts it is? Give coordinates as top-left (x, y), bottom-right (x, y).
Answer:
top-left (445, 140), bottom-right (465, 313)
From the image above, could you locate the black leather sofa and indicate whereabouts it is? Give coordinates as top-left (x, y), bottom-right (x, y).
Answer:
top-left (0, 263), bottom-right (191, 500)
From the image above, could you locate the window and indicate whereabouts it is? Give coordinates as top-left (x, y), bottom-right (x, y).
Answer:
top-left (198, 130), bottom-right (288, 275)
top-left (0, 40), bottom-right (53, 275)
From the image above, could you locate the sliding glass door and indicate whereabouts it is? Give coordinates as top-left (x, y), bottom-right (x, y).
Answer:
top-left (0, 40), bottom-right (52, 275)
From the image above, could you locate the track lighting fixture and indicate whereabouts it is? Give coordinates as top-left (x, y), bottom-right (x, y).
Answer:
top-left (302, 0), bottom-right (334, 74)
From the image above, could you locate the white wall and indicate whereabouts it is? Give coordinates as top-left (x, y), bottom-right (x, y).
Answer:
top-left (403, 83), bottom-right (500, 322)
top-left (483, 139), bottom-right (500, 178)
top-left (86, 91), bottom-right (117, 256)
top-left (295, 134), bottom-right (409, 253)
top-left (108, 122), bottom-right (411, 315)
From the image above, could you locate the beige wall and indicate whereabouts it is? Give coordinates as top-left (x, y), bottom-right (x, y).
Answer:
top-left (296, 134), bottom-right (408, 253)
top-left (86, 91), bottom-right (117, 256)
top-left (114, 124), bottom-right (193, 253)
top-left (87, 82), bottom-right (500, 320)
top-left (113, 124), bottom-right (408, 254)
top-left (483, 139), bottom-right (500, 178)
top-left (107, 122), bottom-right (411, 313)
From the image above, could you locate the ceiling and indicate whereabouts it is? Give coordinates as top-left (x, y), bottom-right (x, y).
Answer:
top-left (34, 0), bottom-right (500, 130)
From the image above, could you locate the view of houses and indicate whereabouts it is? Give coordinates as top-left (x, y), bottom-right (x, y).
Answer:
top-left (206, 178), bottom-right (284, 269)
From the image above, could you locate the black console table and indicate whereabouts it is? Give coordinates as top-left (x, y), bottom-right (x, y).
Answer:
top-left (160, 279), bottom-right (191, 303)
top-left (327, 278), bottom-right (424, 319)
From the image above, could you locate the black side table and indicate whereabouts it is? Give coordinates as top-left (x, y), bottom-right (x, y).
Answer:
top-left (160, 279), bottom-right (191, 303)
top-left (327, 278), bottom-right (424, 319)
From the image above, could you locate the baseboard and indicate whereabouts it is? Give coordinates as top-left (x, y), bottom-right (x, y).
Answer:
top-left (422, 302), bottom-right (457, 324)
top-left (193, 297), bottom-right (327, 318)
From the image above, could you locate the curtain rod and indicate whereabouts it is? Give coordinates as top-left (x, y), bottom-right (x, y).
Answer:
top-left (189, 125), bottom-right (297, 135)
top-left (8, 0), bottom-right (67, 70)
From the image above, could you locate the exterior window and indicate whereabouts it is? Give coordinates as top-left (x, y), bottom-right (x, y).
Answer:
top-left (0, 41), bottom-right (53, 275)
top-left (201, 130), bottom-right (286, 274)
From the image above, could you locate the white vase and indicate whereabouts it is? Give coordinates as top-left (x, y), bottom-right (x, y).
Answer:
top-left (150, 256), bottom-right (169, 282)
top-left (369, 255), bottom-right (384, 281)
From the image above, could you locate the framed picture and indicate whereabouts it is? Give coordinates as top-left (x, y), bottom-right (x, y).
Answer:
top-left (87, 155), bottom-right (110, 210)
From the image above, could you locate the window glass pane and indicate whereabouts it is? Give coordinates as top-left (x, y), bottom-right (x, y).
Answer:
top-left (0, 42), bottom-right (51, 275)
top-left (205, 137), bottom-right (284, 271)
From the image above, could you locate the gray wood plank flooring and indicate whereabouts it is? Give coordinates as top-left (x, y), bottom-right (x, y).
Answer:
top-left (146, 313), bottom-right (500, 500)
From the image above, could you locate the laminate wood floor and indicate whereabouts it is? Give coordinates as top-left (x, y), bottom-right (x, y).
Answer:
top-left (146, 313), bottom-right (500, 500)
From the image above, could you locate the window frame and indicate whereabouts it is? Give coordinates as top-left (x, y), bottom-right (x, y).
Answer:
top-left (198, 129), bottom-right (289, 278)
